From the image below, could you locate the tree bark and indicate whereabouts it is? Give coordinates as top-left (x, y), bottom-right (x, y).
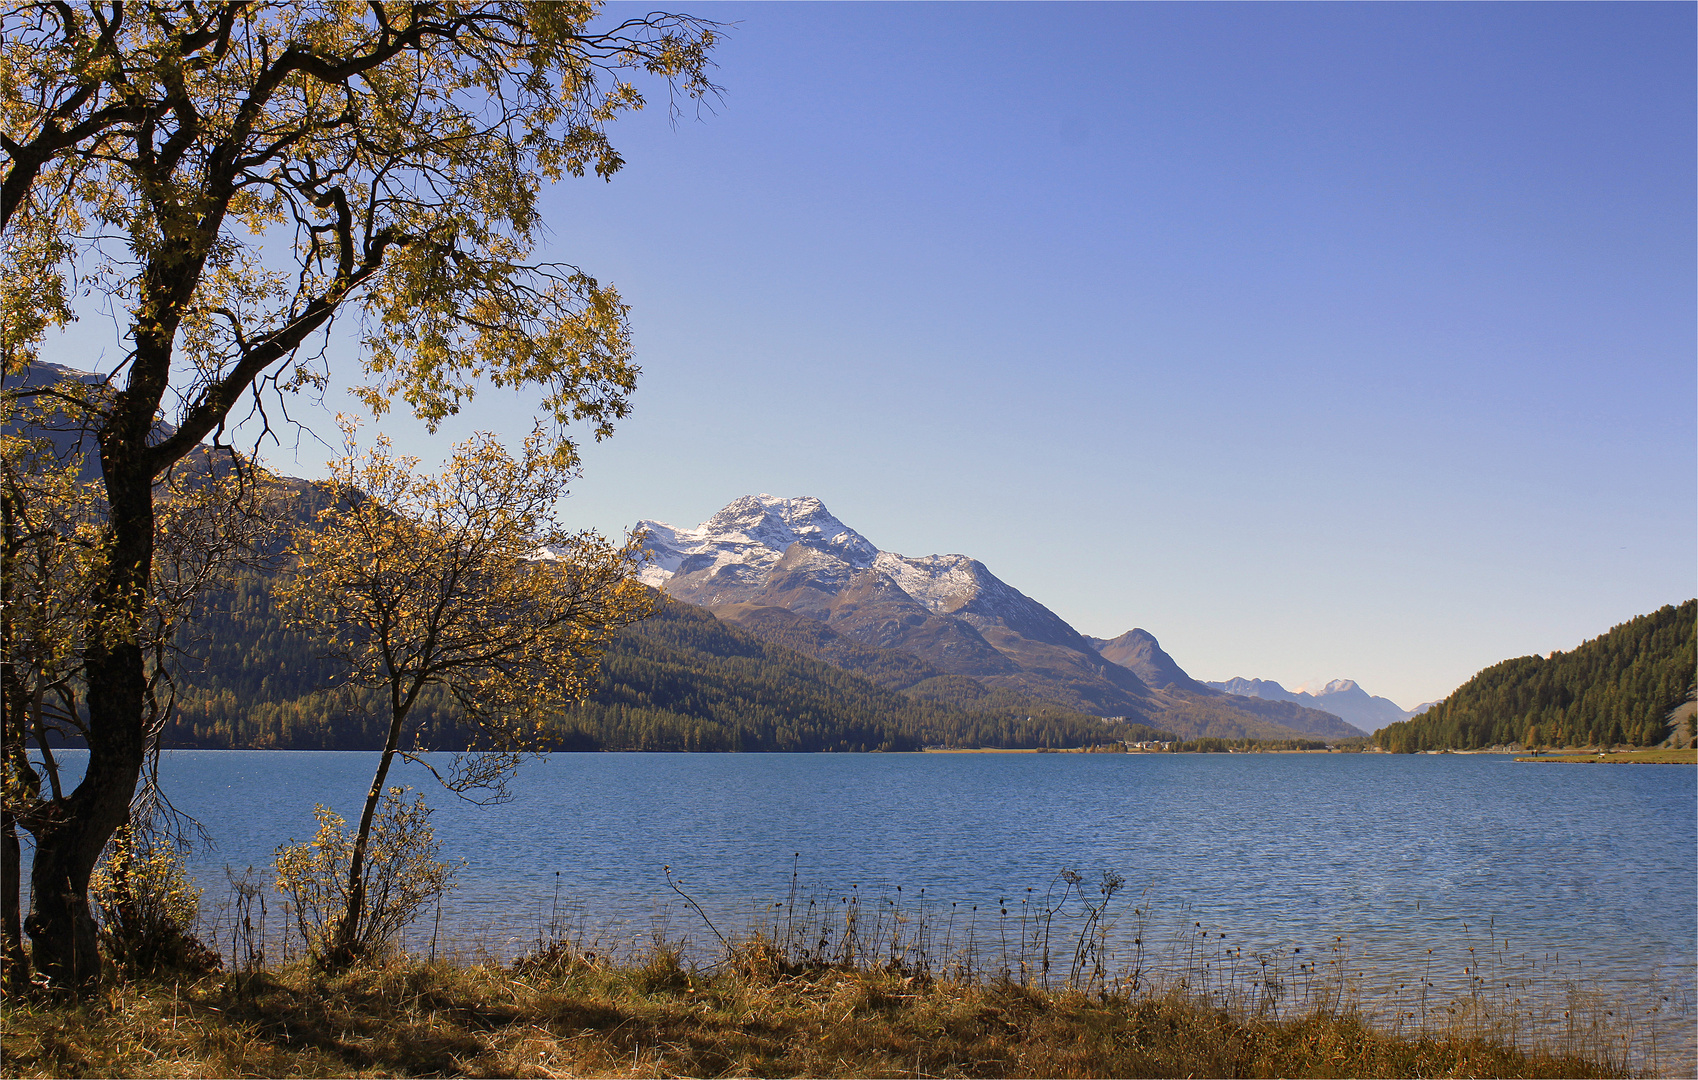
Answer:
top-left (23, 642), bottom-right (147, 991)
top-left (22, 389), bottom-right (156, 990)
top-left (324, 689), bottom-right (410, 970)
top-left (1, 489), bottom-right (30, 992)
top-left (2, 807), bottom-right (25, 993)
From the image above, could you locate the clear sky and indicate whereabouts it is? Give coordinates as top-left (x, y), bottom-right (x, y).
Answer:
top-left (59, 2), bottom-right (1698, 708)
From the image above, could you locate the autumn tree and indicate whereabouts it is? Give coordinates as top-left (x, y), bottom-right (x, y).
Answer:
top-left (277, 422), bottom-right (655, 968)
top-left (2, 410), bottom-right (287, 989)
top-left (0, 423), bottom-right (107, 991)
top-left (0, 1), bottom-right (717, 987)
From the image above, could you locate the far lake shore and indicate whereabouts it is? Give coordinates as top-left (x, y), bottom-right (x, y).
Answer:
top-left (1515, 747), bottom-right (1697, 764)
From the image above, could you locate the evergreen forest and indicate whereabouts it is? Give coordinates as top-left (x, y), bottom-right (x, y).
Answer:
top-left (1373, 600), bottom-right (1696, 752)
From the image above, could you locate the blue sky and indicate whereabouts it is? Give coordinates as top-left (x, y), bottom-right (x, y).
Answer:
top-left (71, 2), bottom-right (1698, 707)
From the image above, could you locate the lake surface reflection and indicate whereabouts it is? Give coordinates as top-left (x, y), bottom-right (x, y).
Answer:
top-left (25, 749), bottom-right (1697, 1069)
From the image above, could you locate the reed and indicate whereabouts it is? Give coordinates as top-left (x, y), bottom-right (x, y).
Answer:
top-left (5, 864), bottom-right (1688, 1078)
top-left (1, 946), bottom-right (1632, 1079)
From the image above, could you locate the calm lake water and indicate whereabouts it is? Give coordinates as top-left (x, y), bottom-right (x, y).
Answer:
top-left (23, 749), bottom-right (1698, 1068)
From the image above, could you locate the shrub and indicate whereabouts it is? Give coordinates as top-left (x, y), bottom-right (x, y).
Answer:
top-left (273, 787), bottom-right (459, 965)
top-left (89, 822), bottom-right (221, 977)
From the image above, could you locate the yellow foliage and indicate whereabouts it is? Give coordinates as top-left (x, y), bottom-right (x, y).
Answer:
top-left (1, 1), bottom-right (719, 470)
top-left (3, 398), bottom-right (292, 815)
top-left (2, 0), bottom-right (715, 985)
top-left (273, 788), bottom-right (459, 963)
top-left (88, 821), bottom-right (208, 975)
top-left (278, 418), bottom-right (657, 759)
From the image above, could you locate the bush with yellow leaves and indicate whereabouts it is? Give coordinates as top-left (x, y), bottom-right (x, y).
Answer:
top-left (273, 787), bottom-right (460, 966)
top-left (89, 822), bottom-right (221, 977)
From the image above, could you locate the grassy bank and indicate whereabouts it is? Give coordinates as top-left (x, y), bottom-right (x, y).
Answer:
top-left (1515, 748), bottom-right (1698, 764)
top-left (1, 949), bottom-right (1626, 1079)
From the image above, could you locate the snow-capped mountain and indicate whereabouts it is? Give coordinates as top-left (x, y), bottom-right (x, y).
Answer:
top-left (1206, 676), bottom-right (1414, 733)
top-left (638, 494), bottom-right (1150, 717)
top-left (638, 495), bottom-right (878, 587)
top-left (637, 495), bottom-right (1357, 740)
top-left (640, 496), bottom-right (1080, 643)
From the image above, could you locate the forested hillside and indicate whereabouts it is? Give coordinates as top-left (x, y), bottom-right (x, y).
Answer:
top-left (551, 601), bottom-right (1166, 751)
top-left (1373, 600), bottom-right (1696, 752)
top-left (713, 603), bottom-right (1356, 740)
top-left (164, 571), bottom-right (1168, 752)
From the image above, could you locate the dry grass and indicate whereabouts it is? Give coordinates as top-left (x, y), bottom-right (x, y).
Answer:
top-left (2, 948), bottom-right (1626, 1079)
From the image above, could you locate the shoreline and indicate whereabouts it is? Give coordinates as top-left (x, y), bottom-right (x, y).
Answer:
top-left (1514, 747), bottom-right (1697, 765)
top-left (918, 747), bottom-right (1358, 755)
top-left (58, 743), bottom-right (1693, 759)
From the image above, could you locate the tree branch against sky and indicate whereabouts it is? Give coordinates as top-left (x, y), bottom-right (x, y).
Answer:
top-left (278, 420), bottom-right (656, 969)
top-left (0, 0), bottom-right (717, 989)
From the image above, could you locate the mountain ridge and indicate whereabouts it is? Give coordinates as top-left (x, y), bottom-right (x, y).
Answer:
top-left (641, 495), bottom-right (1362, 741)
top-left (1373, 600), bottom-right (1697, 752)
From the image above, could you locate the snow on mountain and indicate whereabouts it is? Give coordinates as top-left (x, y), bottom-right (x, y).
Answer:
top-left (634, 495), bottom-right (1368, 742)
top-left (636, 494), bottom-right (878, 588)
top-left (1296, 678), bottom-right (1363, 697)
top-left (639, 497), bottom-right (1035, 627)
top-left (637, 494), bottom-right (1158, 716)
top-left (871, 551), bottom-right (981, 616)
top-left (641, 496), bottom-right (1097, 654)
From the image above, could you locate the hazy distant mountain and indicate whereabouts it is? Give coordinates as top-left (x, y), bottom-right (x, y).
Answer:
top-left (1206, 676), bottom-right (1409, 734)
top-left (1085, 631), bottom-right (1367, 740)
top-left (640, 495), bottom-right (1357, 740)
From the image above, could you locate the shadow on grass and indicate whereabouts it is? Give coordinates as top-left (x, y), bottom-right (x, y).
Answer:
top-left (0, 951), bottom-right (1636, 1078)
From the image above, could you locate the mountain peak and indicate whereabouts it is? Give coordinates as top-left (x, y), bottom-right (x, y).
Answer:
top-left (633, 494), bottom-right (1164, 716)
top-left (1210, 676), bottom-right (1410, 734)
top-left (1293, 678), bottom-right (1363, 698)
top-left (637, 494), bottom-right (879, 587)
top-left (1090, 629), bottom-right (1200, 691)
top-left (698, 494), bottom-right (873, 557)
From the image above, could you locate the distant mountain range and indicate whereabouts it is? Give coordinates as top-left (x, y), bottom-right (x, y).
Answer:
top-left (1203, 677), bottom-right (1427, 734)
top-left (637, 495), bottom-right (1366, 741)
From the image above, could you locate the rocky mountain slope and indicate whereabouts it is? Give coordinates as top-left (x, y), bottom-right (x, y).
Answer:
top-left (640, 495), bottom-right (1356, 741)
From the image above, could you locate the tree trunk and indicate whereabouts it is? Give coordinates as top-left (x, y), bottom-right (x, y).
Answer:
top-left (23, 637), bottom-right (147, 989)
top-left (1, 476), bottom-right (31, 992)
top-left (324, 691), bottom-right (410, 970)
top-left (22, 430), bottom-right (154, 991)
top-left (2, 807), bottom-right (25, 993)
